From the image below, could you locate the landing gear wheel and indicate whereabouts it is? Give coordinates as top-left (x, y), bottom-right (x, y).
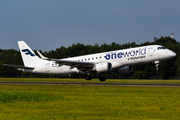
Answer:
top-left (85, 75), bottom-right (92, 80)
top-left (99, 76), bottom-right (106, 81)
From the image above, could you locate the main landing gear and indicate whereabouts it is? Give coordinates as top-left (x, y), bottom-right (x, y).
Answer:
top-left (85, 75), bottom-right (92, 80)
top-left (84, 75), bottom-right (106, 81)
top-left (98, 76), bottom-right (106, 81)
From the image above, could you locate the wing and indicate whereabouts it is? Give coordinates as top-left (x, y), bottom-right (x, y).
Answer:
top-left (51, 59), bottom-right (95, 72)
top-left (37, 51), bottom-right (95, 72)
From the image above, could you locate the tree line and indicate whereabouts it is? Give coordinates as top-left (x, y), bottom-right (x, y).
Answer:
top-left (0, 36), bottom-right (179, 79)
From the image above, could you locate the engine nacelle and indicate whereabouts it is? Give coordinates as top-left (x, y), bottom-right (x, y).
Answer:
top-left (93, 62), bottom-right (112, 73)
top-left (117, 66), bottom-right (133, 75)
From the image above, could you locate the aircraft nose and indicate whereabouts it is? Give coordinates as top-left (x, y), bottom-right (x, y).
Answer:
top-left (169, 51), bottom-right (176, 57)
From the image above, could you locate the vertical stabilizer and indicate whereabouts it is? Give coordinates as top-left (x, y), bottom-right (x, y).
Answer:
top-left (18, 41), bottom-right (42, 67)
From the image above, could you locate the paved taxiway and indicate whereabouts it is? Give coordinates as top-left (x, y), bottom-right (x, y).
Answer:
top-left (0, 82), bottom-right (180, 87)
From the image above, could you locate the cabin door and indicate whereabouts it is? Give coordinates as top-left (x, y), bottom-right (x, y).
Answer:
top-left (148, 47), bottom-right (153, 56)
top-left (46, 63), bottom-right (50, 72)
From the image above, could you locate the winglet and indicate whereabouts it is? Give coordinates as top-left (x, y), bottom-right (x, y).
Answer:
top-left (37, 51), bottom-right (49, 60)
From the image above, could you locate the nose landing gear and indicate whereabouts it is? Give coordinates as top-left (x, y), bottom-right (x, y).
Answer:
top-left (154, 61), bottom-right (160, 70)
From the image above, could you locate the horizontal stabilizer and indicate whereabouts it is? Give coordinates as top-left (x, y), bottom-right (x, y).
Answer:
top-left (3, 64), bottom-right (34, 69)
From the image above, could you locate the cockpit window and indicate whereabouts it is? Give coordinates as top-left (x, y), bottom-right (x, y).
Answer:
top-left (157, 47), bottom-right (161, 50)
top-left (157, 47), bottom-right (166, 50)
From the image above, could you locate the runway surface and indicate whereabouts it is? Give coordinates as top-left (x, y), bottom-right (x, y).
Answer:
top-left (1, 82), bottom-right (180, 87)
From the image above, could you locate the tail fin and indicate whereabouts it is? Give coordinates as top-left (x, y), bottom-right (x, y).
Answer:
top-left (18, 41), bottom-right (42, 67)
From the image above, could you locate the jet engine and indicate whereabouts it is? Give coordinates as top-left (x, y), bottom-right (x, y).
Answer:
top-left (93, 62), bottom-right (112, 73)
top-left (117, 66), bottom-right (133, 75)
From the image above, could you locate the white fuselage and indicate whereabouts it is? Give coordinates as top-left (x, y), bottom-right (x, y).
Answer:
top-left (25, 45), bottom-right (176, 75)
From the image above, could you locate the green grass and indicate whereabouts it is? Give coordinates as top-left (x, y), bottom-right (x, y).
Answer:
top-left (1, 78), bottom-right (180, 84)
top-left (0, 92), bottom-right (63, 103)
top-left (0, 83), bottom-right (180, 120)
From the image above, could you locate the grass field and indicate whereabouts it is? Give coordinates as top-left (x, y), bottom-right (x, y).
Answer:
top-left (0, 78), bottom-right (180, 120)
top-left (1, 78), bottom-right (180, 84)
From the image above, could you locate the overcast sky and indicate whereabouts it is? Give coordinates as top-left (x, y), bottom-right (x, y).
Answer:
top-left (0, 0), bottom-right (180, 51)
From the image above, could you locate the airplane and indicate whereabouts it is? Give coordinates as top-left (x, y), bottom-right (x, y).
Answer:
top-left (3, 41), bottom-right (176, 81)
